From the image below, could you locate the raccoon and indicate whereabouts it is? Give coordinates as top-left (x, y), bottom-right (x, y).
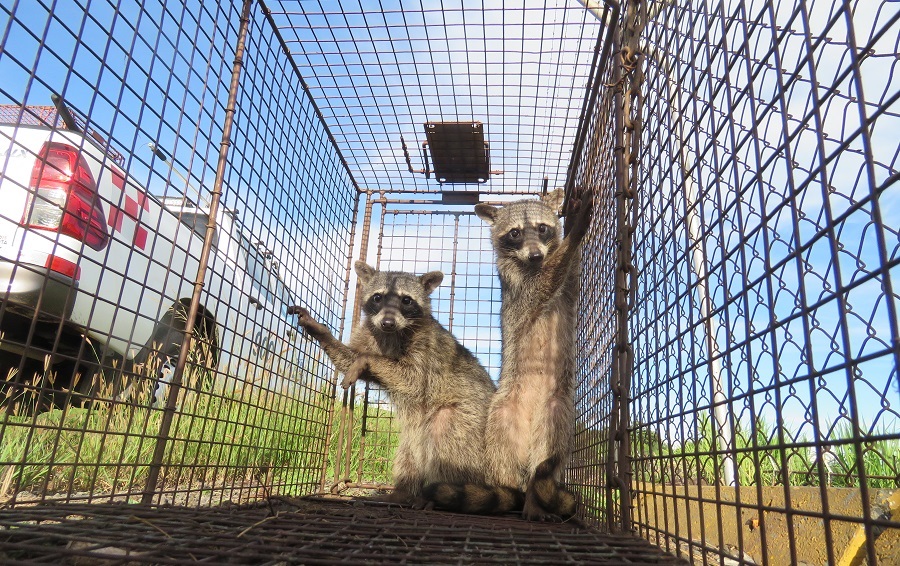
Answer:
top-left (421, 190), bottom-right (591, 520)
top-left (473, 188), bottom-right (593, 520)
top-left (296, 261), bottom-right (497, 506)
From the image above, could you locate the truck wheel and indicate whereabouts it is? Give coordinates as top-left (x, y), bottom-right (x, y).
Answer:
top-left (128, 301), bottom-right (218, 407)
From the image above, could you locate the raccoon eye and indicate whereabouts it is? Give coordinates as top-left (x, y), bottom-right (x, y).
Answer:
top-left (508, 228), bottom-right (521, 239)
top-left (401, 296), bottom-right (412, 305)
top-left (372, 293), bottom-right (383, 303)
top-left (538, 224), bottom-right (548, 234)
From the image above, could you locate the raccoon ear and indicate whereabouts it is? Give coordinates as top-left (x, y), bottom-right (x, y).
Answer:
top-left (541, 188), bottom-right (566, 215)
top-left (419, 271), bottom-right (444, 295)
top-left (354, 261), bottom-right (376, 284)
top-left (474, 203), bottom-right (498, 225)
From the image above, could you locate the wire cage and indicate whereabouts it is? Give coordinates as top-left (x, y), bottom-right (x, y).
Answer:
top-left (0, 0), bottom-right (896, 564)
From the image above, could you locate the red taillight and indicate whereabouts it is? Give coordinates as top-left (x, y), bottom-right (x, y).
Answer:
top-left (45, 255), bottom-right (81, 281)
top-left (26, 142), bottom-right (109, 251)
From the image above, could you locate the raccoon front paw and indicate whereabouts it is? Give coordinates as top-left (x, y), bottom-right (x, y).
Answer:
top-left (295, 307), bottom-right (330, 339)
top-left (565, 188), bottom-right (594, 242)
top-left (341, 357), bottom-right (369, 389)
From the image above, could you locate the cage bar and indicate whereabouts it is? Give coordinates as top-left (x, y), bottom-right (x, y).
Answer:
top-left (0, 0), bottom-right (896, 564)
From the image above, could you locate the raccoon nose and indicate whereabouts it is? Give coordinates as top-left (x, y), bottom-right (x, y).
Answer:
top-left (380, 318), bottom-right (396, 331)
top-left (528, 249), bottom-right (544, 262)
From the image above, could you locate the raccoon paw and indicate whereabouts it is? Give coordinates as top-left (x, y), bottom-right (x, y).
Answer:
top-left (295, 307), bottom-right (330, 339)
top-left (341, 357), bottom-right (369, 389)
top-left (565, 188), bottom-right (594, 241)
top-left (340, 369), bottom-right (359, 389)
top-left (522, 499), bottom-right (563, 522)
top-left (410, 496), bottom-right (435, 511)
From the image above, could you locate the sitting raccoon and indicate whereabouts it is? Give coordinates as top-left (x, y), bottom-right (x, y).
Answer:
top-left (296, 261), bottom-right (502, 507)
top-left (425, 189), bottom-right (592, 520)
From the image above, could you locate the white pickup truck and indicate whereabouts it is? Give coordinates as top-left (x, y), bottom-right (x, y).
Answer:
top-left (0, 97), bottom-right (300, 408)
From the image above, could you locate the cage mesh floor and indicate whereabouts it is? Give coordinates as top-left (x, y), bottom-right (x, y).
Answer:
top-left (0, 497), bottom-right (685, 564)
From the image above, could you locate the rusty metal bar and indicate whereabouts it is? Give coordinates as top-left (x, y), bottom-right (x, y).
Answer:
top-left (608, 0), bottom-right (647, 533)
top-left (141, 0), bottom-right (254, 504)
top-left (356, 195), bottom-right (388, 481)
top-left (317, 190), bottom-right (362, 493)
top-left (334, 192), bottom-right (374, 486)
top-left (447, 215), bottom-right (460, 333)
top-left (348, 192), bottom-right (377, 484)
top-left (608, 23), bottom-right (625, 531)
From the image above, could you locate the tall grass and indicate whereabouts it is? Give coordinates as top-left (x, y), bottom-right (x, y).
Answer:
top-left (825, 423), bottom-right (900, 489)
top-left (325, 394), bottom-right (400, 487)
top-left (631, 416), bottom-right (900, 488)
top-left (0, 360), bottom-right (336, 499)
top-left (7, 356), bottom-right (891, 502)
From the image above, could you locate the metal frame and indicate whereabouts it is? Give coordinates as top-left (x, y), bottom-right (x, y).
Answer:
top-left (0, 1), bottom-right (896, 564)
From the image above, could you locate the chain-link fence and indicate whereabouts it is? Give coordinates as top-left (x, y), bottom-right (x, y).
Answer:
top-left (569, 0), bottom-right (899, 564)
top-left (0, 0), bottom-right (896, 564)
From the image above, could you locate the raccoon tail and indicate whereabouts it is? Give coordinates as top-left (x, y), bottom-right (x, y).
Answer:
top-left (527, 455), bottom-right (577, 519)
top-left (422, 482), bottom-right (525, 515)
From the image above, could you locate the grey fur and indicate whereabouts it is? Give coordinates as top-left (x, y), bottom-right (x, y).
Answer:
top-left (475, 189), bottom-right (593, 520)
top-left (297, 261), bottom-right (496, 505)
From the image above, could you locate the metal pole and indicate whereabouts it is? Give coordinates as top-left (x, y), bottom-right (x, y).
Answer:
top-left (141, 0), bottom-right (254, 504)
top-left (682, 158), bottom-right (737, 487)
top-left (349, 193), bottom-right (375, 485)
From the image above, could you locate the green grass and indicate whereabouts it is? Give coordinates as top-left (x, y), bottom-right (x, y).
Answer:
top-left (0, 362), bottom-right (339, 499)
top-left (824, 423), bottom-right (900, 489)
top-left (630, 416), bottom-right (900, 489)
top-left (0, 356), bottom-right (404, 501)
top-left (6, 355), bottom-right (892, 502)
top-left (325, 393), bottom-right (401, 487)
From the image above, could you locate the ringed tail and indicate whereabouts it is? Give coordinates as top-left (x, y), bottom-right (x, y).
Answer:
top-left (423, 482), bottom-right (525, 515)
top-left (530, 455), bottom-right (577, 518)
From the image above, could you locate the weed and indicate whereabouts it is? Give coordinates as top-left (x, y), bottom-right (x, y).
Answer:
top-left (0, 361), bottom-right (339, 500)
top-left (630, 416), bottom-right (899, 488)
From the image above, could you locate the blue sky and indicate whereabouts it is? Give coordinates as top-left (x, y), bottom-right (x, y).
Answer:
top-left (1, 0), bottom-right (896, 456)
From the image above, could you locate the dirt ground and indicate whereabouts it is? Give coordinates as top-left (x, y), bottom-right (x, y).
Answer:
top-left (637, 483), bottom-right (900, 565)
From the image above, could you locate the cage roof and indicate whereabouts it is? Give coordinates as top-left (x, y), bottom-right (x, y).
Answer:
top-left (267, 1), bottom-right (614, 195)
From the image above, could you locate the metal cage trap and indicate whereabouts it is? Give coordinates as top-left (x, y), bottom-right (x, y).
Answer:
top-left (0, 0), bottom-right (897, 564)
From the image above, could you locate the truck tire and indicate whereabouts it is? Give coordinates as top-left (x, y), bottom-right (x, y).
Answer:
top-left (127, 300), bottom-right (218, 407)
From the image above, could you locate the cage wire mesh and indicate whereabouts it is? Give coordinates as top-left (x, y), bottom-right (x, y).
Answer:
top-left (0, 0), bottom-right (354, 508)
top-left (266, 0), bottom-right (610, 195)
top-left (0, 0), bottom-right (897, 564)
top-left (607, 0), bottom-right (899, 564)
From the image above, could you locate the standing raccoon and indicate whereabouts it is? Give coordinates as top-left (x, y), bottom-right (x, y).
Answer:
top-left (474, 188), bottom-right (593, 520)
top-left (296, 261), bottom-right (499, 506)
